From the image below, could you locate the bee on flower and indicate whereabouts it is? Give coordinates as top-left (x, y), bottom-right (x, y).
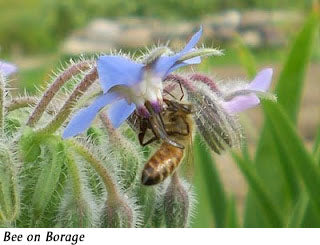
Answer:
top-left (62, 26), bottom-right (276, 155)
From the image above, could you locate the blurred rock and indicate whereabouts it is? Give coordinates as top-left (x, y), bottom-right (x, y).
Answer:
top-left (62, 10), bottom-right (303, 54)
top-left (118, 27), bottom-right (152, 48)
top-left (240, 10), bottom-right (272, 27)
top-left (241, 30), bottom-right (262, 47)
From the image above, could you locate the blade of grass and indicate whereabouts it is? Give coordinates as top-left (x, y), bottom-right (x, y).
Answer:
top-left (287, 192), bottom-right (309, 228)
top-left (232, 152), bottom-right (283, 227)
top-left (245, 12), bottom-right (320, 227)
top-left (296, 124), bottom-right (320, 227)
top-left (225, 194), bottom-right (240, 228)
top-left (263, 101), bottom-right (320, 215)
top-left (313, 124), bottom-right (320, 156)
top-left (193, 134), bottom-right (227, 228)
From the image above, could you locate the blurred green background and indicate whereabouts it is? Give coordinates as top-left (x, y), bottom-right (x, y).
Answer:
top-left (1, 0), bottom-right (320, 228)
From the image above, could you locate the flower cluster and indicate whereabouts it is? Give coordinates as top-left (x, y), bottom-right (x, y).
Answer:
top-left (0, 26), bottom-right (276, 228)
top-left (63, 27), bottom-right (218, 138)
top-left (63, 27), bottom-right (275, 154)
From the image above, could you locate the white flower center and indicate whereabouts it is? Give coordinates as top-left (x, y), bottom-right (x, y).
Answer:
top-left (111, 70), bottom-right (163, 109)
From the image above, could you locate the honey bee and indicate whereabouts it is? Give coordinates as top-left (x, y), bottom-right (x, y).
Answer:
top-left (139, 99), bottom-right (194, 185)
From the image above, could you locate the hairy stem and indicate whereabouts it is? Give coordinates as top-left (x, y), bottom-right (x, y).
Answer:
top-left (39, 67), bottom-right (98, 134)
top-left (27, 61), bottom-right (92, 127)
top-left (65, 151), bottom-right (86, 227)
top-left (189, 73), bottom-right (220, 93)
top-left (67, 139), bottom-right (119, 198)
top-left (0, 73), bottom-right (5, 135)
top-left (5, 96), bottom-right (55, 115)
top-left (165, 74), bottom-right (196, 92)
top-left (99, 111), bottom-right (124, 146)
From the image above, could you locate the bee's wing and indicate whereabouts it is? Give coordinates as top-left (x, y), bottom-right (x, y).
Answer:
top-left (180, 132), bottom-right (195, 183)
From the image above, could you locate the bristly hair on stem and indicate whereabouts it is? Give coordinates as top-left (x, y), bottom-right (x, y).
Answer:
top-left (27, 60), bottom-right (93, 127)
top-left (38, 67), bottom-right (98, 134)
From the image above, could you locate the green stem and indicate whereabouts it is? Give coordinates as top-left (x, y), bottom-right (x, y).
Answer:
top-left (0, 73), bottom-right (5, 136)
top-left (27, 61), bottom-right (92, 127)
top-left (65, 151), bottom-right (86, 227)
top-left (67, 139), bottom-right (118, 198)
top-left (5, 96), bottom-right (55, 115)
top-left (0, 145), bottom-right (20, 223)
top-left (38, 67), bottom-right (98, 134)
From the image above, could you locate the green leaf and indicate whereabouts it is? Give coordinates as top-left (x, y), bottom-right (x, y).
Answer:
top-left (193, 134), bottom-right (227, 227)
top-left (313, 124), bottom-right (320, 157)
top-left (31, 138), bottom-right (66, 226)
top-left (232, 152), bottom-right (283, 227)
top-left (245, 13), bottom-right (320, 227)
top-left (263, 101), bottom-right (320, 215)
top-left (225, 194), bottom-right (240, 228)
top-left (57, 152), bottom-right (97, 228)
top-left (288, 192), bottom-right (309, 228)
top-left (277, 13), bottom-right (320, 122)
top-left (0, 144), bottom-right (20, 224)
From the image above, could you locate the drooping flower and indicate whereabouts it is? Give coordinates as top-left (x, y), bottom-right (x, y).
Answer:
top-left (63, 27), bottom-right (218, 138)
top-left (0, 60), bottom-right (17, 77)
top-left (220, 68), bottom-right (275, 114)
top-left (164, 68), bottom-right (275, 153)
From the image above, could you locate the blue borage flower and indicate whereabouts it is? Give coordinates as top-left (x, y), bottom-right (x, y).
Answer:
top-left (63, 27), bottom-right (206, 138)
top-left (220, 68), bottom-right (274, 114)
top-left (0, 60), bottom-right (17, 77)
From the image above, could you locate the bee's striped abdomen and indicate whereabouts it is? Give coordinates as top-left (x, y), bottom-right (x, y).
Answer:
top-left (141, 143), bottom-right (184, 185)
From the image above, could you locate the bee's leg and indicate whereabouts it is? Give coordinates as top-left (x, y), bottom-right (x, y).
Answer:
top-left (177, 80), bottom-right (184, 101)
top-left (138, 118), bottom-right (159, 146)
top-left (140, 136), bottom-right (158, 147)
top-left (145, 101), bottom-right (184, 149)
top-left (163, 99), bottom-right (178, 112)
top-left (163, 89), bottom-right (177, 100)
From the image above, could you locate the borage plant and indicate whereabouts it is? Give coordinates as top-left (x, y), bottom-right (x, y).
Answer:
top-left (0, 27), bottom-right (275, 228)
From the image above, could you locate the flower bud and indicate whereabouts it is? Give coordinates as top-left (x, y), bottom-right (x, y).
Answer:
top-left (178, 48), bottom-right (223, 63)
top-left (164, 174), bottom-right (190, 228)
top-left (0, 142), bottom-right (20, 225)
top-left (188, 89), bottom-right (242, 153)
top-left (101, 196), bottom-right (134, 228)
top-left (26, 139), bottom-right (67, 227)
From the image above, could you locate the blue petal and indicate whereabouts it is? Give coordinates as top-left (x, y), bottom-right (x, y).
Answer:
top-left (0, 60), bottom-right (17, 77)
top-left (97, 56), bottom-right (144, 93)
top-left (63, 92), bottom-right (119, 138)
top-left (167, 56), bottom-right (201, 74)
top-left (107, 99), bottom-right (136, 128)
top-left (153, 26), bottom-right (203, 78)
top-left (152, 54), bottom-right (180, 78)
top-left (179, 26), bottom-right (203, 55)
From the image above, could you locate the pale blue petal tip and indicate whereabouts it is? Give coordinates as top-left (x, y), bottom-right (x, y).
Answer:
top-left (154, 27), bottom-right (203, 78)
top-left (0, 61), bottom-right (17, 77)
top-left (249, 68), bottom-right (273, 92)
